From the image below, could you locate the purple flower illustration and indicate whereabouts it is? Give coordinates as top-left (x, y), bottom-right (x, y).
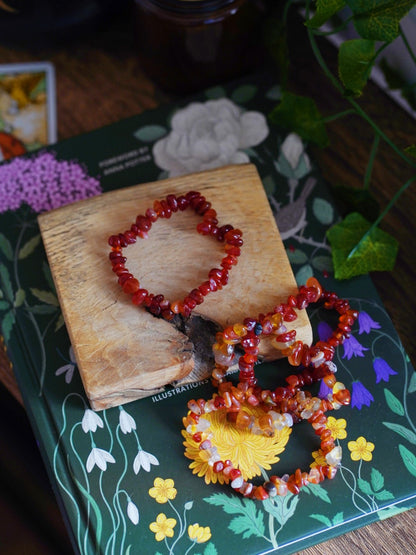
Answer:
top-left (0, 151), bottom-right (101, 214)
top-left (342, 335), bottom-right (369, 360)
top-left (373, 357), bottom-right (398, 383)
top-left (358, 311), bottom-right (381, 334)
top-left (351, 380), bottom-right (374, 409)
top-left (318, 378), bottom-right (332, 399)
top-left (318, 321), bottom-right (333, 342)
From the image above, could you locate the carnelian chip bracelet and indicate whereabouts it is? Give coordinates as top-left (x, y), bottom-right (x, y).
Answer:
top-left (108, 191), bottom-right (243, 320)
top-left (211, 277), bottom-right (358, 389)
top-left (183, 278), bottom-right (358, 499)
top-left (183, 377), bottom-right (349, 499)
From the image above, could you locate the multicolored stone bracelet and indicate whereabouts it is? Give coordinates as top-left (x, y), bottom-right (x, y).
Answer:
top-left (183, 377), bottom-right (349, 499)
top-left (211, 277), bottom-right (358, 389)
top-left (108, 191), bottom-right (243, 320)
top-left (183, 278), bottom-right (357, 499)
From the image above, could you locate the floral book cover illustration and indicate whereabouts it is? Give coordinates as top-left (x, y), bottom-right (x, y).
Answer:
top-left (0, 78), bottom-right (415, 555)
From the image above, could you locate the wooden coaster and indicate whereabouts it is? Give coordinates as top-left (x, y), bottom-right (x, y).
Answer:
top-left (38, 164), bottom-right (312, 410)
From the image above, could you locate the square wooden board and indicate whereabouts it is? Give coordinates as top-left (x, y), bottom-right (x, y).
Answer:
top-left (38, 164), bottom-right (312, 410)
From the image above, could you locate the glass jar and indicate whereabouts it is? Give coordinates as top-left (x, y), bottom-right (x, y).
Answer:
top-left (133, 0), bottom-right (271, 94)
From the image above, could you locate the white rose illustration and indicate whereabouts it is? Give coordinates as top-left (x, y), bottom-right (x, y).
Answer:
top-left (153, 98), bottom-right (269, 177)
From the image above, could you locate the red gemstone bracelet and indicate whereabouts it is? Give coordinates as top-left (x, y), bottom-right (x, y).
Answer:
top-left (108, 191), bottom-right (243, 320)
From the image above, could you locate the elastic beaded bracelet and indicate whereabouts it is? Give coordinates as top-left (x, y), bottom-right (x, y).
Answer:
top-left (183, 377), bottom-right (349, 500)
top-left (108, 191), bottom-right (243, 320)
top-left (211, 277), bottom-right (358, 388)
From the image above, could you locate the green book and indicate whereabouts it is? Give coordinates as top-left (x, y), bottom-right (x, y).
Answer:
top-left (0, 77), bottom-right (415, 554)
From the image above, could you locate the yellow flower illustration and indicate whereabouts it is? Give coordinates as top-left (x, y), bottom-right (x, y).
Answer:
top-left (149, 513), bottom-right (177, 542)
top-left (182, 406), bottom-right (291, 483)
top-left (348, 436), bottom-right (375, 462)
top-left (326, 417), bottom-right (347, 440)
top-left (149, 477), bottom-right (177, 503)
top-left (310, 449), bottom-right (326, 468)
top-left (188, 523), bottom-right (212, 543)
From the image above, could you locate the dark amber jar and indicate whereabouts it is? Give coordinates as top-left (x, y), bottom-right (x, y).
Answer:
top-left (133, 0), bottom-right (270, 94)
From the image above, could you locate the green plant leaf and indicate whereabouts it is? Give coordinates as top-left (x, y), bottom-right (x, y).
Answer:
top-left (333, 511), bottom-right (344, 525)
top-left (312, 197), bottom-right (334, 225)
top-left (133, 125), bottom-right (167, 142)
top-left (347, 0), bottom-right (416, 42)
top-left (338, 39), bottom-right (375, 96)
top-left (370, 467), bottom-right (384, 492)
top-left (383, 422), bottom-right (416, 444)
top-left (384, 388), bottom-right (405, 416)
top-left (379, 59), bottom-right (416, 112)
top-left (398, 444), bottom-right (416, 477)
top-left (330, 184), bottom-right (380, 220)
top-left (0, 233), bottom-right (13, 260)
top-left (269, 92), bottom-right (329, 147)
top-left (306, 0), bottom-right (346, 28)
top-left (263, 494), bottom-right (300, 526)
top-left (18, 234), bottom-right (41, 259)
top-left (203, 543), bottom-right (218, 555)
top-left (305, 483), bottom-right (331, 503)
top-left (326, 212), bottom-right (399, 279)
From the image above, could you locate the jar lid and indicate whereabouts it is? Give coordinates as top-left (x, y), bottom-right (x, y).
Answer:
top-left (142, 0), bottom-right (237, 14)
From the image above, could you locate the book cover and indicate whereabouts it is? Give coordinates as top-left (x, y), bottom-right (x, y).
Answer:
top-left (0, 77), bottom-right (415, 554)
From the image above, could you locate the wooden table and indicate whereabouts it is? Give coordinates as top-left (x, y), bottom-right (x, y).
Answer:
top-left (0, 6), bottom-right (415, 555)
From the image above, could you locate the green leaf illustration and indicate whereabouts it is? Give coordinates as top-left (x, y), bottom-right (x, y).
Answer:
top-left (205, 86), bottom-right (227, 99)
top-left (295, 264), bottom-right (314, 285)
top-left (27, 305), bottom-right (58, 315)
top-left (383, 422), bottom-right (416, 444)
top-left (30, 288), bottom-right (60, 306)
top-left (42, 261), bottom-right (56, 293)
top-left (1, 310), bottom-right (15, 342)
top-left (333, 511), bottom-right (344, 525)
top-left (326, 212), bottom-right (399, 279)
top-left (286, 248), bottom-right (308, 265)
top-left (203, 543), bottom-right (218, 555)
top-left (304, 483), bottom-right (331, 504)
top-left (0, 233), bottom-right (13, 260)
top-left (357, 478), bottom-right (373, 495)
top-left (408, 371), bottom-right (416, 394)
top-left (306, 0), bottom-right (346, 27)
top-left (309, 513), bottom-right (332, 527)
top-left (312, 197), bottom-right (334, 225)
top-left (398, 444), bottom-right (416, 477)
top-left (311, 255), bottom-right (333, 272)
top-left (0, 264), bottom-right (13, 302)
top-left (133, 125), bottom-right (167, 142)
top-left (348, 0), bottom-right (415, 42)
top-left (370, 468), bottom-right (384, 492)
top-left (378, 505), bottom-right (409, 520)
top-left (262, 175), bottom-right (276, 196)
top-left (269, 92), bottom-right (329, 147)
top-left (265, 85), bottom-right (282, 101)
top-left (204, 494), bottom-right (265, 538)
top-left (374, 489), bottom-right (395, 501)
top-left (231, 84), bottom-right (257, 104)
top-left (14, 288), bottom-right (25, 308)
top-left (0, 300), bottom-right (9, 310)
top-left (338, 39), bottom-right (375, 96)
top-left (18, 234), bottom-right (41, 260)
top-left (263, 494), bottom-right (300, 527)
top-left (384, 388), bottom-right (405, 416)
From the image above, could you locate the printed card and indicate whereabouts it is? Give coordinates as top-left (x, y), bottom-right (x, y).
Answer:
top-left (0, 61), bottom-right (56, 161)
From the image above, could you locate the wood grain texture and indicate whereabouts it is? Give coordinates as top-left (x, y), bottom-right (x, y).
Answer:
top-left (38, 164), bottom-right (312, 410)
